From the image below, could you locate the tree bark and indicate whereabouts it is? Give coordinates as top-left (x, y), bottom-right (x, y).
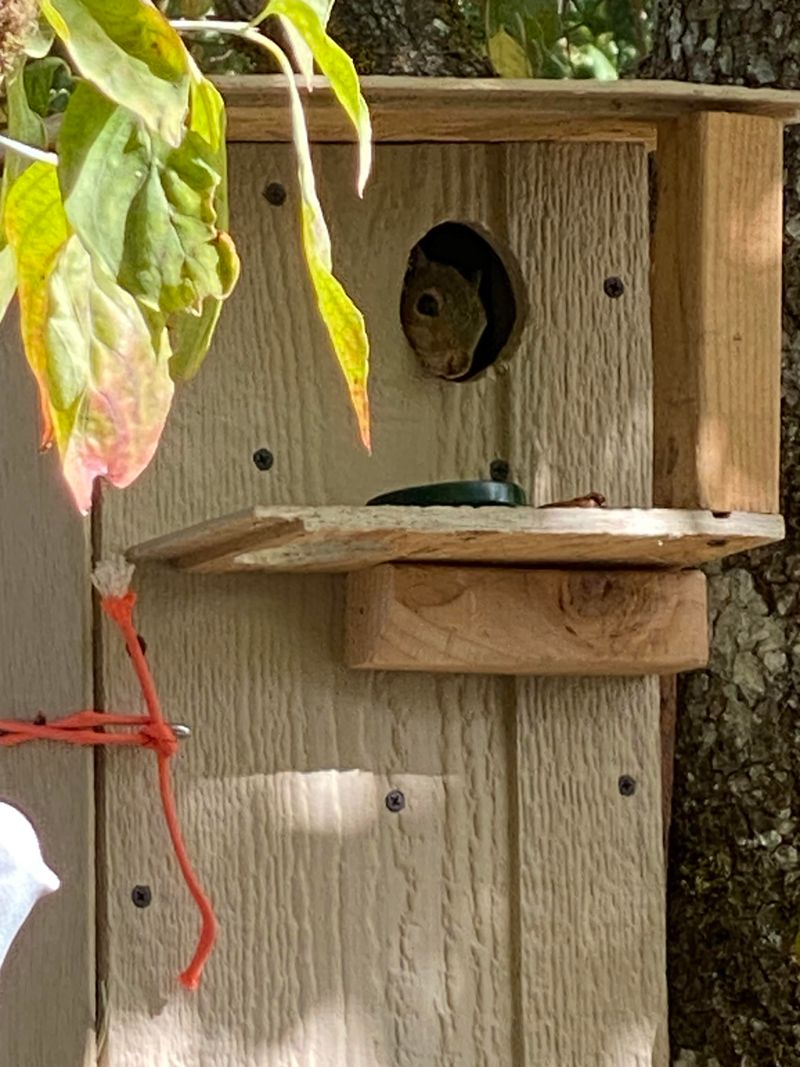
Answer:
top-left (649, 4), bottom-right (800, 1065)
top-left (328, 0), bottom-right (490, 76)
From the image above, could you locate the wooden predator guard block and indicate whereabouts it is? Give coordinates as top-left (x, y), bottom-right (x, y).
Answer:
top-left (346, 565), bottom-right (708, 675)
top-left (652, 112), bottom-right (783, 513)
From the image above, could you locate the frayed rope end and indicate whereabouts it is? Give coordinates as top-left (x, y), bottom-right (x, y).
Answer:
top-left (92, 556), bottom-right (135, 600)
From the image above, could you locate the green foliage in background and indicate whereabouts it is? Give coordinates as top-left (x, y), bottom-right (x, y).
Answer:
top-left (479, 0), bottom-right (651, 78)
top-left (0, 0), bottom-right (371, 511)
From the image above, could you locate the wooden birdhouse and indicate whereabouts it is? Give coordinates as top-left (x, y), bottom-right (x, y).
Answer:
top-left (1, 77), bottom-right (798, 1065)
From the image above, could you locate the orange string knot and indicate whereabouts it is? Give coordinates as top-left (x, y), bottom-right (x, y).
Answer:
top-left (141, 721), bottom-right (179, 759)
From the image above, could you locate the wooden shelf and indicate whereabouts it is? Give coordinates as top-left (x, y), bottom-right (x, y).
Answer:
top-left (128, 506), bottom-right (784, 574)
top-left (216, 75), bottom-right (800, 145)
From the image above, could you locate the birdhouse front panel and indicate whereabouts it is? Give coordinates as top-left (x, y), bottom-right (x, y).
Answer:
top-left (95, 138), bottom-right (666, 1066)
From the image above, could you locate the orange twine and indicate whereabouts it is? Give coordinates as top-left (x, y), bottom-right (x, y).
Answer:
top-left (0, 588), bottom-right (217, 990)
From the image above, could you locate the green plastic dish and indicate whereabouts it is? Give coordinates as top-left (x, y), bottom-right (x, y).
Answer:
top-left (367, 480), bottom-right (527, 507)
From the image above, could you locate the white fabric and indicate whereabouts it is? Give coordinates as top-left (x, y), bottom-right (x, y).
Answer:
top-left (0, 803), bottom-right (59, 974)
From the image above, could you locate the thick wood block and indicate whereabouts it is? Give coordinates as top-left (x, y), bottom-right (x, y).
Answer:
top-left (652, 112), bottom-right (783, 513)
top-left (346, 565), bottom-right (708, 676)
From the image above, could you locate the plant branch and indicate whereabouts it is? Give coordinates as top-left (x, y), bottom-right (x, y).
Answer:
top-left (0, 133), bottom-right (58, 165)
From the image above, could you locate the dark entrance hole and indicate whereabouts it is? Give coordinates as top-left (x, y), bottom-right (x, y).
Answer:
top-left (400, 221), bottom-right (522, 382)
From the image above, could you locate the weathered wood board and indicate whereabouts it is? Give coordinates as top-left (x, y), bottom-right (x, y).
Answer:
top-left (98, 140), bottom-right (666, 1065)
top-left (0, 312), bottom-right (95, 1067)
top-left (130, 503), bottom-right (783, 572)
top-left (217, 75), bottom-right (800, 146)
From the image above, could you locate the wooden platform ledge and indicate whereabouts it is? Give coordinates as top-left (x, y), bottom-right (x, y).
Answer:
top-left (128, 506), bottom-right (785, 574)
top-left (346, 565), bottom-right (709, 676)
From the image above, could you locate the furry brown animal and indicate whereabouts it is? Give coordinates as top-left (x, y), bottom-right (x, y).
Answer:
top-left (0, 0), bottom-right (38, 74)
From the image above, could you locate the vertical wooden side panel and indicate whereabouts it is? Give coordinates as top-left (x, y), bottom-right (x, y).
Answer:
top-left (100, 144), bottom-right (515, 1066)
top-left (652, 113), bottom-right (783, 513)
top-left (506, 143), bottom-right (668, 1064)
top-left (0, 313), bottom-right (94, 1067)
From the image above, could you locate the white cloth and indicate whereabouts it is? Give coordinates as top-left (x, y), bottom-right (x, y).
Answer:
top-left (0, 803), bottom-right (59, 974)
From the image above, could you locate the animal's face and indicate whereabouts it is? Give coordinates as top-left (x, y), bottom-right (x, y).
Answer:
top-left (400, 253), bottom-right (487, 379)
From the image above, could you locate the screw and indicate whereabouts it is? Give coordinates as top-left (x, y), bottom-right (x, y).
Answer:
top-left (603, 276), bottom-right (625, 299)
top-left (385, 789), bottom-right (406, 813)
top-left (618, 775), bottom-right (637, 797)
top-left (263, 181), bottom-right (287, 206)
top-left (489, 459), bottom-right (510, 483)
top-left (131, 885), bottom-right (152, 909)
top-left (252, 448), bottom-right (274, 471)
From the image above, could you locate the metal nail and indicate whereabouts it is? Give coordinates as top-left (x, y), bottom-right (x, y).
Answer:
top-left (170, 723), bottom-right (192, 740)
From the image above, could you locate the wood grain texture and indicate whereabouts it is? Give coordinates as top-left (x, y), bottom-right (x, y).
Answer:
top-left (652, 113), bottom-right (783, 513)
top-left (100, 139), bottom-right (667, 1065)
top-left (129, 504), bottom-right (784, 573)
top-left (346, 565), bottom-right (708, 675)
top-left (0, 311), bottom-right (94, 1067)
top-left (216, 76), bottom-right (800, 146)
top-left (505, 141), bottom-right (670, 1064)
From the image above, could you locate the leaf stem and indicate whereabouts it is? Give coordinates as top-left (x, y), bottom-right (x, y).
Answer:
top-left (169, 19), bottom-right (251, 34)
top-left (0, 134), bottom-right (58, 166)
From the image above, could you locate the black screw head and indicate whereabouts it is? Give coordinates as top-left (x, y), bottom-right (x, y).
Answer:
top-left (263, 181), bottom-right (287, 206)
top-left (603, 276), bottom-right (625, 299)
top-left (489, 459), bottom-right (510, 483)
top-left (252, 448), bottom-right (274, 471)
top-left (385, 789), bottom-right (406, 813)
top-left (618, 775), bottom-right (637, 797)
top-left (131, 885), bottom-right (152, 909)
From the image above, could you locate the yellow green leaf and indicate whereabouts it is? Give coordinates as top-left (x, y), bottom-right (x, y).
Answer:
top-left (488, 29), bottom-right (533, 78)
top-left (260, 0), bottom-right (372, 196)
top-left (0, 245), bottom-right (17, 325)
top-left (41, 0), bottom-right (190, 146)
top-left (3, 162), bottom-right (70, 447)
top-left (275, 0), bottom-right (334, 87)
top-left (257, 35), bottom-right (370, 450)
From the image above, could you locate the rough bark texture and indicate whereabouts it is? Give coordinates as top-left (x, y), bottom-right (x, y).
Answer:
top-left (327, 0), bottom-right (490, 75)
top-left (650, 4), bottom-right (800, 1065)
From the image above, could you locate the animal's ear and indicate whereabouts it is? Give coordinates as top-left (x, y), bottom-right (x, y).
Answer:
top-left (409, 245), bottom-right (430, 271)
top-left (465, 267), bottom-right (483, 290)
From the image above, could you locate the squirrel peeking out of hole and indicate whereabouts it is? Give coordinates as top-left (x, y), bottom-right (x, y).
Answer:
top-left (400, 247), bottom-right (488, 381)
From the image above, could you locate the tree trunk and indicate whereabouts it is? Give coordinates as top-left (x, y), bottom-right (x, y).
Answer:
top-left (328, 0), bottom-right (490, 76)
top-left (649, 4), bottom-right (800, 1065)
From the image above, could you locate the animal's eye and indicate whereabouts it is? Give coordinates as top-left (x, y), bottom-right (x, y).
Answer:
top-left (416, 292), bottom-right (440, 317)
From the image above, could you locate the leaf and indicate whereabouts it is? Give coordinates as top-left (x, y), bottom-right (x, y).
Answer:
top-left (167, 75), bottom-right (236, 379)
top-left (2, 62), bottom-right (47, 194)
top-left (260, 0), bottom-right (372, 196)
top-left (3, 163), bottom-right (70, 446)
top-left (0, 245), bottom-right (17, 326)
top-left (58, 77), bottom-right (238, 318)
top-left (40, 0), bottom-right (190, 146)
top-left (24, 19), bottom-right (56, 59)
top-left (258, 36), bottom-right (370, 449)
top-left (118, 102), bottom-right (238, 316)
top-left (44, 236), bottom-right (175, 512)
top-left (57, 82), bottom-right (150, 275)
top-left (488, 29), bottom-right (533, 77)
top-left (24, 57), bottom-right (73, 116)
top-left (276, 0), bottom-right (334, 87)
top-left (167, 294), bottom-right (222, 379)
